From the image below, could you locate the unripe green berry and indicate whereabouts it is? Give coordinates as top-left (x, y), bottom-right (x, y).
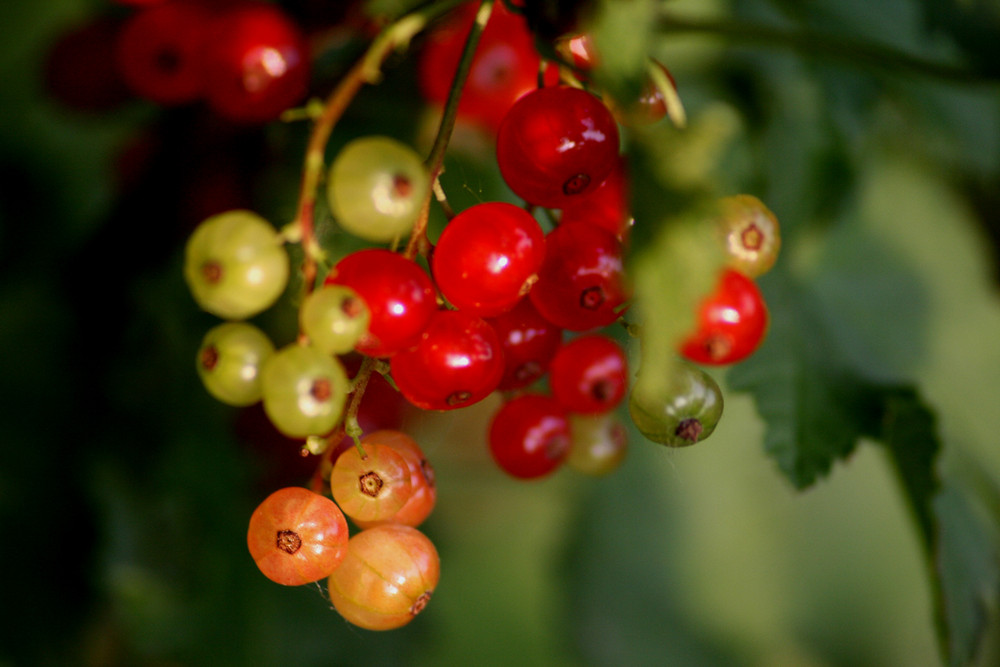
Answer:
top-left (197, 322), bottom-right (275, 406)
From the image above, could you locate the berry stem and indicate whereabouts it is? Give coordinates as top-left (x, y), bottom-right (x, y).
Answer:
top-left (406, 0), bottom-right (496, 259)
top-left (345, 355), bottom-right (379, 457)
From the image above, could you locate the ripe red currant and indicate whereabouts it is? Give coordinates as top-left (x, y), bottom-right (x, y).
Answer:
top-left (432, 202), bottom-right (545, 317)
top-left (390, 310), bottom-right (504, 411)
top-left (488, 394), bottom-right (571, 479)
top-left (418, 2), bottom-right (556, 131)
top-left (529, 221), bottom-right (628, 331)
top-left (496, 86), bottom-right (620, 209)
top-left (324, 249), bottom-right (437, 358)
top-left (559, 156), bottom-right (632, 240)
top-left (329, 442), bottom-right (412, 524)
top-left (115, 1), bottom-right (211, 105)
top-left (327, 524), bottom-right (440, 631)
top-left (679, 269), bottom-right (768, 365)
top-left (486, 296), bottom-right (563, 391)
top-left (246, 486), bottom-right (349, 586)
top-left (549, 334), bottom-right (628, 415)
top-left (200, 2), bottom-right (310, 123)
top-left (353, 430), bottom-right (436, 529)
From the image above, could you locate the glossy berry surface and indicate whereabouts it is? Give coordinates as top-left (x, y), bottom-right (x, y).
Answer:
top-left (353, 430), bottom-right (436, 529)
top-left (115, 1), bottom-right (211, 105)
top-left (529, 221), bottom-right (628, 331)
top-left (432, 202), bottom-right (545, 317)
top-left (299, 285), bottom-right (371, 355)
top-left (549, 334), bottom-right (628, 414)
top-left (418, 2), bottom-right (555, 132)
top-left (679, 269), bottom-right (768, 365)
top-left (330, 442), bottom-right (412, 524)
top-left (496, 86), bottom-right (620, 209)
top-left (717, 195), bottom-right (781, 278)
top-left (183, 210), bottom-right (290, 320)
top-left (559, 156), bottom-right (631, 239)
top-left (390, 310), bottom-right (504, 411)
top-left (327, 136), bottom-right (429, 243)
top-left (328, 524), bottom-right (440, 631)
top-left (488, 394), bottom-right (571, 479)
top-left (260, 344), bottom-right (349, 438)
top-left (201, 3), bottom-right (310, 123)
top-left (197, 321), bottom-right (275, 406)
top-left (247, 486), bottom-right (349, 586)
top-left (324, 249), bottom-right (436, 358)
top-left (629, 361), bottom-right (724, 447)
top-left (486, 297), bottom-right (563, 391)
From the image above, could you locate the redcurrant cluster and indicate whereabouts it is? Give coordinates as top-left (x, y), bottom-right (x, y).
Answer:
top-left (179, 0), bottom-right (780, 631)
top-left (113, 0), bottom-right (310, 123)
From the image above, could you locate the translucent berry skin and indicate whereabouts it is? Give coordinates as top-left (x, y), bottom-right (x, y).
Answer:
top-left (432, 202), bottom-right (545, 317)
top-left (115, 1), bottom-right (211, 105)
top-left (486, 297), bottom-right (563, 391)
top-left (679, 269), bottom-right (768, 365)
top-left (717, 195), bottom-right (781, 278)
top-left (418, 2), bottom-right (556, 132)
top-left (330, 443), bottom-right (412, 524)
top-left (559, 156), bottom-right (632, 240)
top-left (566, 413), bottom-right (628, 476)
top-left (246, 487), bottom-right (349, 586)
top-left (354, 430), bottom-right (436, 529)
top-left (327, 524), bottom-right (440, 631)
top-left (260, 344), bottom-right (349, 438)
top-left (488, 394), bottom-right (571, 479)
top-left (549, 334), bottom-right (628, 414)
top-left (529, 221), bottom-right (628, 331)
top-left (299, 285), bottom-right (371, 356)
top-left (197, 321), bottom-right (275, 406)
top-left (324, 250), bottom-right (436, 358)
top-left (629, 361), bottom-right (724, 447)
top-left (201, 3), bottom-right (310, 123)
top-left (183, 210), bottom-right (290, 320)
top-left (496, 86), bottom-right (620, 209)
top-left (327, 136), bottom-right (430, 243)
top-left (390, 310), bottom-right (504, 411)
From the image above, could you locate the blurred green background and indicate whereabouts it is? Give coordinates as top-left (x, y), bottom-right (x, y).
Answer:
top-left (2, 0), bottom-right (1000, 665)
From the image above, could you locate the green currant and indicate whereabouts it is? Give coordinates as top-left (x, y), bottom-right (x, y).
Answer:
top-left (566, 413), bottom-right (628, 476)
top-left (717, 195), bottom-right (781, 278)
top-left (196, 322), bottom-right (275, 406)
top-left (260, 344), bottom-right (349, 438)
top-left (326, 136), bottom-right (429, 243)
top-left (629, 360), bottom-right (724, 447)
top-left (299, 285), bottom-right (371, 355)
top-left (183, 210), bottom-right (290, 320)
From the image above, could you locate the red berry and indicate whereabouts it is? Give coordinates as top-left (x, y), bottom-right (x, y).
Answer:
top-left (679, 269), bottom-right (769, 365)
top-left (115, 1), bottom-right (212, 105)
top-left (558, 156), bottom-right (632, 240)
top-left (246, 486), bottom-right (349, 586)
top-left (327, 524), bottom-right (440, 631)
top-left (354, 430), bottom-right (436, 529)
top-left (390, 310), bottom-right (504, 410)
top-left (324, 249), bottom-right (437, 358)
top-left (418, 2), bottom-right (556, 132)
top-left (496, 86), bottom-right (620, 208)
top-left (432, 202), bottom-right (545, 317)
top-left (549, 334), bottom-right (628, 414)
top-left (488, 394), bottom-right (570, 479)
top-left (330, 443), bottom-right (413, 524)
top-left (486, 296), bottom-right (563, 391)
top-left (201, 2), bottom-right (310, 123)
top-left (529, 221), bottom-right (628, 331)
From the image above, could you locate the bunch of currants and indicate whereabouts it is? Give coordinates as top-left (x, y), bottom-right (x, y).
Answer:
top-left (180, 0), bottom-right (780, 631)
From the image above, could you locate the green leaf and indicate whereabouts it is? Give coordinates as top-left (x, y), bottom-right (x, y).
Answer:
top-left (589, 0), bottom-right (657, 103)
top-left (726, 269), bottom-right (883, 488)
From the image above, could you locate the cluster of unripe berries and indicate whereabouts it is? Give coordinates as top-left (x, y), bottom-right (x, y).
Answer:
top-left (180, 0), bottom-right (780, 631)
